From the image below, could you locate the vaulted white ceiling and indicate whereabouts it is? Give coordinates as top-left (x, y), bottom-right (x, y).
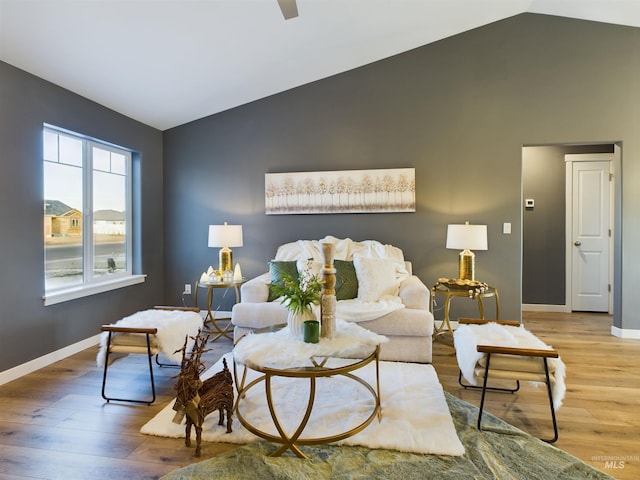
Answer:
top-left (1, 0), bottom-right (638, 130)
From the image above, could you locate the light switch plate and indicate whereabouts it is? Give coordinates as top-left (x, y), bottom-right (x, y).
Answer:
top-left (503, 222), bottom-right (511, 234)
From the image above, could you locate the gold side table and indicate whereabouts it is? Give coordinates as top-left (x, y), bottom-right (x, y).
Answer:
top-left (431, 282), bottom-right (500, 346)
top-left (194, 278), bottom-right (245, 341)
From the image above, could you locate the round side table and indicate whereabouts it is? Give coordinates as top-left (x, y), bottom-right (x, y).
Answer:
top-left (431, 282), bottom-right (500, 346)
top-left (194, 278), bottom-right (245, 341)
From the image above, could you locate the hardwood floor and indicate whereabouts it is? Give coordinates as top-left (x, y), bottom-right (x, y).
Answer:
top-left (0, 334), bottom-right (237, 479)
top-left (434, 311), bottom-right (640, 480)
top-left (0, 312), bottom-right (637, 479)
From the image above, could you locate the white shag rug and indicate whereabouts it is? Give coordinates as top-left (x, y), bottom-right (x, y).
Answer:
top-left (141, 352), bottom-right (465, 457)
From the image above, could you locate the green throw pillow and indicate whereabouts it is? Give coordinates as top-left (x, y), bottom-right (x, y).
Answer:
top-left (335, 259), bottom-right (358, 300)
top-left (268, 260), bottom-right (299, 302)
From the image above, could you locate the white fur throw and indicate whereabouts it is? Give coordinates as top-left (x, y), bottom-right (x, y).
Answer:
top-left (273, 236), bottom-right (410, 322)
top-left (234, 319), bottom-right (389, 370)
top-left (275, 236), bottom-right (409, 282)
top-left (96, 309), bottom-right (204, 367)
top-left (336, 298), bottom-right (405, 323)
top-left (454, 322), bottom-right (566, 410)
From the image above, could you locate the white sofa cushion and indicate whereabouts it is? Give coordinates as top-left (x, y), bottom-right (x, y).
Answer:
top-left (232, 300), bottom-right (432, 337)
top-left (296, 258), bottom-right (323, 277)
top-left (353, 255), bottom-right (400, 301)
top-left (357, 307), bottom-right (434, 337)
top-left (232, 302), bottom-right (288, 329)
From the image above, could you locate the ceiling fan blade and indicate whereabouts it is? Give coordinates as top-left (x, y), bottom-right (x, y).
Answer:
top-left (277, 0), bottom-right (298, 20)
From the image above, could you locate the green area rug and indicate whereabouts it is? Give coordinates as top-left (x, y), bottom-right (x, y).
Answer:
top-left (162, 392), bottom-right (613, 480)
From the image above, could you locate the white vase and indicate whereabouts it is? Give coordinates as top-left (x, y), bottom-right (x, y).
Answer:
top-left (287, 307), bottom-right (316, 340)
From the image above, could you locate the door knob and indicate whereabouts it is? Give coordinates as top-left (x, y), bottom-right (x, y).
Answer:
top-left (574, 241), bottom-right (582, 246)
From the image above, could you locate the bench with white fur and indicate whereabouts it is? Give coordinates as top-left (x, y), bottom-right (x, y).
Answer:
top-left (98, 306), bottom-right (204, 405)
top-left (453, 318), bottom-right (566, 443)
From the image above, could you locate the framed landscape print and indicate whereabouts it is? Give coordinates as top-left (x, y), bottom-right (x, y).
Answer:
top-left (265, 168), bottom-right (415, 215)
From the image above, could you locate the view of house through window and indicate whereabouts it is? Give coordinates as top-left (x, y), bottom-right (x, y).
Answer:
top-left (43, 125), bottom-right (132, 292)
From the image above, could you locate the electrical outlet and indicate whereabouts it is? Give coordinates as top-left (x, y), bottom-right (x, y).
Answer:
top-left (184, 283), bottom-right (191, 295)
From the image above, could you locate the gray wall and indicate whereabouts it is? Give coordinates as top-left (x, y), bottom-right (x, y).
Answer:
top-left (3, 11), bottom-right (639, 375)
top-left (163, 13), bottom-right (640, 329)
top-left (522, 144), bottom-right (614, 305)
top-left (0, 61), bottom-right (164, 372)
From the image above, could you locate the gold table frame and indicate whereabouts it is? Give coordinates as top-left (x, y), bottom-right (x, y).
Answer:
top-left (431, 283), bottom-right (500, 345)
top-left (233, 344), bottom-right (381, 458)
top-left (194, 279), bottom-right (245, 341)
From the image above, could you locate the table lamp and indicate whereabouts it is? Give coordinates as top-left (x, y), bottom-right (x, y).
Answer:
top-left (208, 222), bottom-right (243, 273)
top-left (446, 222), bottom-right (488, 281)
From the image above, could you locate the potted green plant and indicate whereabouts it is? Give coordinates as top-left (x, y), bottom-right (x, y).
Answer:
top-left (270, 267), bottom-right (322, 338)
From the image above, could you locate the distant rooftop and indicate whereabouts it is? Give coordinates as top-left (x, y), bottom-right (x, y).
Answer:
top-left (44, 200), bottom-right (124, 221)
top-left (44, 200), bottom-right (73, 216)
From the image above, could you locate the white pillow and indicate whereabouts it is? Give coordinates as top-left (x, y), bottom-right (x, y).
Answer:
top-left (296, 258), bottom-right (323, 278)
top-left (353, 256), bottom-right (400, 302)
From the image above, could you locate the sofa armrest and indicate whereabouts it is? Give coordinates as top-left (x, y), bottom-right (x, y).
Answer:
top-left (399, 275), bottom-right (430, 309)
top-left (240, 272), bottom-right (271, 303)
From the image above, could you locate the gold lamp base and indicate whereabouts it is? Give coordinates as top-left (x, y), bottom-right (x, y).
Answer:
top-left (219, 247), bottom-right (233, 273)
top-left (458, 249), bottom-right (476, 281)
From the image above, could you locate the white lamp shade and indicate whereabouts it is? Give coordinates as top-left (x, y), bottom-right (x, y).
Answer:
top-left (446, 223), bottom-right (488, 251)
top-left (208, 223), bottom-right (243, 248)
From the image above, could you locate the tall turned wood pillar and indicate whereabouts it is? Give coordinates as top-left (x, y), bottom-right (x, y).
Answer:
top-left (321, 241), bottom-right (337, 338)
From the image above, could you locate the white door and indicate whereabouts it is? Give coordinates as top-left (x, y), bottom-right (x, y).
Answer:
top-left (566, 156), bottom-right (612, 312)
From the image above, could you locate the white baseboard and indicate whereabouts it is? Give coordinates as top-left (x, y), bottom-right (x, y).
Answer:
top-left (0, 308), bottom-right (222, 386)
top-left (522, 304), bottom-right (570, 313)
top-left (521, 307), bottom-right (639, 338)
top-left (0, 333), bottom-right (101, 386)
top-left (611, 325), bottom-right (640, 339)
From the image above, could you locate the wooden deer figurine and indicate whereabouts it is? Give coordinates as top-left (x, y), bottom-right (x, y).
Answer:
top-left (172, 331), bottom-right (234, 457)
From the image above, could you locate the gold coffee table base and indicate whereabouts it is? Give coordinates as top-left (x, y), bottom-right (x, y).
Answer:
top-left (233, 346), bottom-right (381, 458)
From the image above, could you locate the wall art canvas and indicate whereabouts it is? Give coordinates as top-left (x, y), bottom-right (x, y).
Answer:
top-left (265, 168), bottom-right (415, 215)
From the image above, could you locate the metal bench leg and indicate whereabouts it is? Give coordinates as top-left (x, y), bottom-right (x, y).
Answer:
top-left (476, 354), bottom-right (559, 443)
top-left (477, 353), bottom-right (492, 431)
top-left (155, 354), bottom-right (180, 368)
top-left (542, 358), bottom-right (559, 443)
top-left (101, 332), bottom-right (156, 405)
top-left (459, 370), bottom-right (520, 393)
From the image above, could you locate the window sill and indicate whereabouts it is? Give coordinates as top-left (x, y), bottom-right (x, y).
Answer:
top-left (43, 274), bottom-right (146, 306)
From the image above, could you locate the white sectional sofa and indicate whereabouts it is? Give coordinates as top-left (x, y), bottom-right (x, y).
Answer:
top-left (231, 236), bottom-right (434, 363)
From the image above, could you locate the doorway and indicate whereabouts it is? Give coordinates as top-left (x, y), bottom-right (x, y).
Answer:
top-left (565, 155), bottom-right (613, 313)
top-left (522, 144), bottom-right (619, 314)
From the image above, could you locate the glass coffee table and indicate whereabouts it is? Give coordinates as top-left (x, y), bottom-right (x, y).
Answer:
top-left (232, 321), bottom-right (383, 458)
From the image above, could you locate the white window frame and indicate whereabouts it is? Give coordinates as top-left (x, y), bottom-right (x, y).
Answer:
top-left (43, 125), bottom-right (145, 306)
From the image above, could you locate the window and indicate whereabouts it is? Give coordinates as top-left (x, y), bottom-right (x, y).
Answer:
top-left (43, 125), bottom-right (143, 305)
